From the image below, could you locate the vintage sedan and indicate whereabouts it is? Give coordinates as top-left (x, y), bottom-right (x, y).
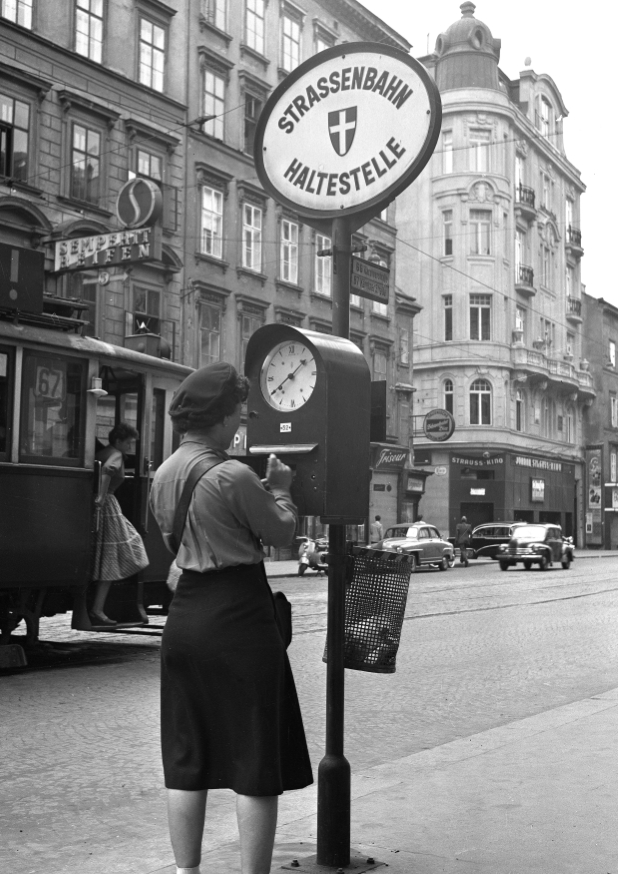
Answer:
top-left (497, 524), bottom-right (574, 571)
top-left (469, 522), bottom-right (526, 559)
top-left (372, 523), bottom-right (455, 572)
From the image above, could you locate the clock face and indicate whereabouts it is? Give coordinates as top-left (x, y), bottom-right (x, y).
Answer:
top-left (260, 339), bottom-right (317, 411)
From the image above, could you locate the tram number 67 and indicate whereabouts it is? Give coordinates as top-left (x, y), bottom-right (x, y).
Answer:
top-left (34, 365), bottom-right (66, 401)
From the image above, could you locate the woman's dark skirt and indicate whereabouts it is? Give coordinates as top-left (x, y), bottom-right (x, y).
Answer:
top-left (161, 562), bottom-right (313, 795)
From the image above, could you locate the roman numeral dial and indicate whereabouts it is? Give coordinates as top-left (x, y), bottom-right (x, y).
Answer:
top-left (259, 340), bottom-right (317, 411)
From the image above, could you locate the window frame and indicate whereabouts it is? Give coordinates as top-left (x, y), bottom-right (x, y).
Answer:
top-left (75, 0), bottom-right (104, 64)
top-left (444, 378), bottom-right (453, 415)
top-left (1, 0), bottom-right (33, 28)
top-left (245, 0), bottom-right (265, 55)
top-left (469, 209), bottom-right (492, 255)
top-left (281, 5), bottom-right (302, 72)
top-left (133, 285), bottom-right (161, 335)
top-left (314, 233), bottom-right (332, 297)
top-left (469, 294), bottom-right (491, 341)
top-left (242, 202), bottom-right (263, 272)
top-left (442, 130), bottom-right (453, 174)
top-left (443, 294), bottom-right (453, 342)
top-left (0, 90), bottom-right (31, 183)
top-left (516, 388), bottom-right (525, 432)
top-left (610, 340), bottom-right (616, 368)
top-left (203, 66), bottom-right (226, 140)
top-left (280, 217), bottom-right (299, 284)
top-left (69, 120), bottom-right (102, 205)
top-left (199, 298), bottom-right (223, 367)
top-left (200, 184), bottom-right (224, 259)
top-left (443, 209), bottom-right (453, 256)
top-left (469, 378), bottom-right (492, 426)
top-left (469, 128), bottom-right (491, 173)
top-left (138, 15), bottom-right (166, 92)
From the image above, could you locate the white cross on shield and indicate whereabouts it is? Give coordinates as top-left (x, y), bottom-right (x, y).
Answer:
top-left (328, 107), bottom-right (357, 156)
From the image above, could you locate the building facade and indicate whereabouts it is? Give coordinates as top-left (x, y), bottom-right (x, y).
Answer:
top-left (581, 292), bottom-right (618, 549)
top-left (397, 2), bottom-right (594, 543)
top-left (0, 0), bottom-right (187, 356)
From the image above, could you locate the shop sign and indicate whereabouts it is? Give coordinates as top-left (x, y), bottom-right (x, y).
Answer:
top-left (434, 466), bottom-right (447, 476)
top-left (470, 488), bottom-right (486, 496)
top-left (515, 455), bottom-right (562, 472)
top-left (423, 408), bottom-right (455, 442)
top-left (451, 454), bottom-right (504, 467)
top-left (53, 226), bottom-right (162, 273)
top-left (531, 478), bottom-right (545, 502)
top-left (254, 43), bottom-right (441, 220)
top-left (117, 178), bottom-right (163, 228)
top-left (407, 475), bottom-right (424, 493)
top-left (373, 445), bottom-right (409, 470)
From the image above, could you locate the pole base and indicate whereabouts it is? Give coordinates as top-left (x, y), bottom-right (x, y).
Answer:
top-left (279, 851), bottom-right (385, 872)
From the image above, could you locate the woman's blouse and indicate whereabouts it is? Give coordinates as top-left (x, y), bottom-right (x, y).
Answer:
top-left (96, 447), bottom-right (125, 494)
top-left (150, 442), bottom-right (297, 573)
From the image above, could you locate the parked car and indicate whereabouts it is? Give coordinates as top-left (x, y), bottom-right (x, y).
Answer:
top-left (469, 522), bottom-right (527, 559)
top-left (371, 523), bottom-right (455, 572)
top-left (497, 524), bottom-right (575, 571)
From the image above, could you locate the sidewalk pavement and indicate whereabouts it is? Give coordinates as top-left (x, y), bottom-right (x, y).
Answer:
top-left (263, 547), bottom-right (618, 579)
top-left (151, 688), bottom-right (618, 873)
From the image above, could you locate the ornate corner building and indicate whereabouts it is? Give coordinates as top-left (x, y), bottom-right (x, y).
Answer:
top-left (397, 3), bottom-right (592, 543)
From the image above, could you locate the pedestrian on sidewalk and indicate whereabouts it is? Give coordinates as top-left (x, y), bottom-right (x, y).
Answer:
top-left (90, 422), bottom-right (149, 625)
top-left (150, 362), bottom-right (313, 874)
top-left (370, 514), bottom-right (384, 543)
top-left (455, 515), bottom-right (472, 566)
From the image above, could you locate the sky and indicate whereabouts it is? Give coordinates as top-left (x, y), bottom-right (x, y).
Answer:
top-left (360, 0), bottom-right (615, 306)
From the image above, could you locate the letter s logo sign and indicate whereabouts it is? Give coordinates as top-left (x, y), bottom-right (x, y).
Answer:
top-left (116, 178), bottom-right (163, 228)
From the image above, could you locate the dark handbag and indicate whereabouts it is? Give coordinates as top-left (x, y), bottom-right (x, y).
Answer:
top-left (273, 590), bottom-right (292, 648)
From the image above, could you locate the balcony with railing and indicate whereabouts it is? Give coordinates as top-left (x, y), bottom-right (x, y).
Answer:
top-left (515, 263), bottom-right (535, 296)
top-left (566, 225), bottom-right (583, 256)
top-left (566, 296), bottom-right (582, 323)
top-left (510, 344), bottom-right (596, 400)
top-left (514, 184), bottom-right (537, 221)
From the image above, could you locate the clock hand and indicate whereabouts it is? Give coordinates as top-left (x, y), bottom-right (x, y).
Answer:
top-left (273, 359), bottom-right (307, 393)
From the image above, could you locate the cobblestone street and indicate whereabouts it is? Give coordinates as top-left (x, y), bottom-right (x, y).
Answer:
top-left (3, 557), bottom-right (618, 873)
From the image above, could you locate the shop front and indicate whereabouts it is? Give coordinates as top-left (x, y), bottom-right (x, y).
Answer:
top-left (444, 450), bottom-right (576, 539)
top-left (369, 443), bottom-right (410, 534)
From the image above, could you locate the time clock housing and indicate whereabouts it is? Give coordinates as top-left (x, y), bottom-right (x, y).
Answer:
top-left (245, 324), bottom-right (370, 522)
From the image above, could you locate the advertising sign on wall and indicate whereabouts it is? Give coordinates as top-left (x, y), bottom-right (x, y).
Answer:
top-left (585, 447), bottom-right (603, 545)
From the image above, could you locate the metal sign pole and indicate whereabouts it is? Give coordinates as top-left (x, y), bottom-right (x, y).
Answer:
top-left (317, 216), bottom-right (352, 867)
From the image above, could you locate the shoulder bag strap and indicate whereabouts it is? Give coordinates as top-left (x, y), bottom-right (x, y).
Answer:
top-left (169, 456), bottom-right (224, 555)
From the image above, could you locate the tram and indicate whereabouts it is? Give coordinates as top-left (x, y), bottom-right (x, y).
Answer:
top-left (0, 301), bottom-right (192, 658)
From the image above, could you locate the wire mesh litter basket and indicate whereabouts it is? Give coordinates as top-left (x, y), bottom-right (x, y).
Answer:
top-left (322, 545), bottom-right (414, 674)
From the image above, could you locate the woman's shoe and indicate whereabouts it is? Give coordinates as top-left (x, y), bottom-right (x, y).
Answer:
top-left (89, 611), bottom-right (117, 626)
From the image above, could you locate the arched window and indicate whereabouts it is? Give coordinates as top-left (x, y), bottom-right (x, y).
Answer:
top-left (516, 389), bottom-right (525, 432)
top-left (444, 379), bottom-right (454, 415)
top-left (470, 379), bottom-right (491, 425)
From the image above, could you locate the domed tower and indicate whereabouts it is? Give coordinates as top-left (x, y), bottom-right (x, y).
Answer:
top-left (434, 2), bottom-right (501, 91)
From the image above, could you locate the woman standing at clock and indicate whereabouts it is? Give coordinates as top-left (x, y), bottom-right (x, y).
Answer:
top-left (150, 361), bottom-right (312, 874)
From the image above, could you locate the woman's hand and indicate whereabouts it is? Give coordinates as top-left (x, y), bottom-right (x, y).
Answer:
top-left (266, 453), bottom-right (292, 491)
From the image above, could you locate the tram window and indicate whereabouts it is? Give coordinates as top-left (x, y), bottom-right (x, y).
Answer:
top-left (19, 353), bottom-right (85, 465)
top-left (0, 349), bottom-right (12, 458)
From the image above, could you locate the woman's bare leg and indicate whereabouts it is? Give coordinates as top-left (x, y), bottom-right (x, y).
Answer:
top-left (167, 788), bottom-right (207, 869)
top-left (236, 794), bottom-right (278, 874)
top-left (91, 580), bottom-right (113, 616)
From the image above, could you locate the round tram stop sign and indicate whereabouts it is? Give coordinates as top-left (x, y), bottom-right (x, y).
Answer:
top-left (254, 42), bottom-right (442, 221)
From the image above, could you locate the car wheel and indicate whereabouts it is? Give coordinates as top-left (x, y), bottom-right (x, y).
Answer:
top-left (448, 556), bottom-right (456, 568)
top-left (499, 561), bottom-right (509, 571)
top-left (409, 554), bottom-right (417, 574)
top-left (561, 557), bottom-right (572, 569)
top-left (439, 556), bottom-right (449, 571)
top-left (538, 554), bottom-right (548, 570)
top-left (523, 561), bottom-right (532, 570)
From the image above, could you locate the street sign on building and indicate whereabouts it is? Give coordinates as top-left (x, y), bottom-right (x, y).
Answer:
top-left (350, 257), bottom-right (389, 303)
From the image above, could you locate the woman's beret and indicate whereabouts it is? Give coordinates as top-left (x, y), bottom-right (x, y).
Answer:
top-left (169, 362), bottom-right (239, 416)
